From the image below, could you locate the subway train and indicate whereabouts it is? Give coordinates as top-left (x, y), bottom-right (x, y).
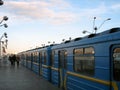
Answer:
top-left (18, 27), bottom-right (120, 90)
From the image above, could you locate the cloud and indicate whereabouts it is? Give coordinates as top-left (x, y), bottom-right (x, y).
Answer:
top-left (48, 12), bottom-right (76, 24)
top-left (4, 0), bottom-right (75, 24)
top-left (3, 1), bottom-right (120, 25)
top-left (111, 4), bottom-right (120, 11)
top-left (5, 1), bottom-right (53, 18)
top-left (78, 3), bottom-right (108, 19)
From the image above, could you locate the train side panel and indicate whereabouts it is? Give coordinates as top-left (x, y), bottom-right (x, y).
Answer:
top-left (41, 47), bottom-right (51, 81)
top-left (32, 51), bottom-right (40, 74)
top-left (51, 28), bottom-right (120, 90)
top-left (18, 28), bottom-right (120, 90)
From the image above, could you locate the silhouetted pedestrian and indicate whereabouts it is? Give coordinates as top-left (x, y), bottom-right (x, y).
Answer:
top-left (16, 55), bottom-right (20, 66)
top-left (12, 54), bottom-right (16, 66)
top-left (9, 55), bottom-right (14, 65)
top-left (9, 55), bottom-right (12, 65)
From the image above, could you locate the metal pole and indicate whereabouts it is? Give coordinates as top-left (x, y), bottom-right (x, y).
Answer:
top-left (0, 34), bottom-right (5, 60)
top-left (0, 41), bottom-right (1, 60)
top-left (0, 35), bottom-right (3, 60)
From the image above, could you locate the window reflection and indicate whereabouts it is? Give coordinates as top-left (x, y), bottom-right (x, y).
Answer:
top-left (74, 47), bottom-right (94, 76)
top-left (113, 48), bottom-right (120, 81)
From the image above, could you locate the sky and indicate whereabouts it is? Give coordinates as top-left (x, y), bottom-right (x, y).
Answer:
top-left (0, 0), bottom-right (120, 54)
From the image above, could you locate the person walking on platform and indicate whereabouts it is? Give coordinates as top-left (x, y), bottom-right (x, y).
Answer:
top-left (16, 55), bottom-right (20, 66)
top-left (9, 55), bottom-right (14, 65)
top-left (12, 54), bottom-right (16, 66)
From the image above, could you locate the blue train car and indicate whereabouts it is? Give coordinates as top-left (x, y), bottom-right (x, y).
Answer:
top-left (31, 49), bottom-right (40, 74)
top-left (24, 49), bottom-right (39, 74)
top-left (25, 50), bottom-right (33, 70)
top-left (20, 51), bottom-right (28, 67)
top-left (40, 46), bottom-right (52, 81)
top-left (51, 27), bottom-right (120, 90)
top-left (18, 27), bottom-right (120, 90)
top-left (19, 46), bottom-right (54, 82)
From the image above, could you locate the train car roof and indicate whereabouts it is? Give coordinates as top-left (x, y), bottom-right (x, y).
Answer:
top-left (17, 44), bottom-right (59, 54)
top-left (52, 27), bottom-right (120, 49)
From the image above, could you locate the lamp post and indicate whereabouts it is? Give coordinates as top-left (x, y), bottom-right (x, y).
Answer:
top-left (83, 17), bottom-right (111, 35)
top-left (0, 16), bottom-right (8, 59)
top-left (92, 17), bottom-right (111, 34)
top-left (0, 32), bottom-right (8, 60)
top-left (0, 0), bottom-right (9, 61)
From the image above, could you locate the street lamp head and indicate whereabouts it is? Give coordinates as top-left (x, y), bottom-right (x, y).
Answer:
top-left (82, 30), bottom-right (92, 34)
top-left (4, 32), bottom-right (7, 38)
top-left (94, 17), bottom-right (96, 19)
top-left (48, 41), bottom-right (50, 44)
top-left (107, 18), bottom-right (111, 21)
top-left (0, 24), bottom-right (8, 28)
top-left (62, 39), bottom-right (65, 42)
top-left (82, 30), bottom-right (87, 34)
top-left (0, 16), bottom-right (8, 24)
top-left (3, 24), bottom-right (8, 28)
top-left (3, 16), bottom-right (8, 21)
top-left (5, 39), bottom-right (8, 43)
top-left (0, 0), bottom-right (4, 5)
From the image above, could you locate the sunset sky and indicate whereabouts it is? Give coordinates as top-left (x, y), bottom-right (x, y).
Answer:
top-left (0, 0), bottom-right (120, 54)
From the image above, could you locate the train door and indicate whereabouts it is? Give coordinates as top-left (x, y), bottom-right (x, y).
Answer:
top-left (25, 54), bottom-right (27, 67)
top-left (31, 53), bottom-right (33, 69)
top-left (39, 52), bottom-right (42, 75)
top-left (49, 50), bottom-right (52, 82)
top-left (58, 50), bottom-right (67, 89)
top-left (111, 45), bottom-right (120, 90)
top-left (51, 50), bottom-right (55, 83)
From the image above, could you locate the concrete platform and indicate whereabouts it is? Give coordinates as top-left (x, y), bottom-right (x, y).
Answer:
top-left (0, 60), bottom-right (61, 90)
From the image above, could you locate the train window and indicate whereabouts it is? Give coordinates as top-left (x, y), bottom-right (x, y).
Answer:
top-left (113, 48), bottom-right (120, 81)
top-left (64, 51), bottom-right (67, 69)
top-left (36, 52), bottom-right (39, 63)
top-left (34, 52), bottom-right (38, 63)
top-left (59, 50), bottom-right (67, 69)
top-left (21, 54), bottom-right (25, 60)
top-left (33, 53), bottom-right (35, 62)
top-left (43, 52), bottom-right (47, 65)
top-left (74, 47), bottom-right (95, 76)
top-left (74, 48), bottom-right (83, 54)
top-left (27, 53), bottom-right (30, 61)
top-left (85, 47), bottom-right (95, 54)
top-left (29, 53), bottom-right (31, 61)
top-left (34, 53), bottom-right (35, 62)
top-left (51, 50), bottom-right (55, 67)
top-left (39, 52), bottom-right (42, 64)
